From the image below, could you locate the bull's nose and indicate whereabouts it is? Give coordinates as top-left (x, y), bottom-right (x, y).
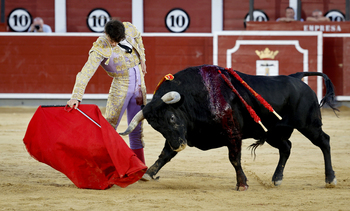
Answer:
top-left (174, 143), bottom-right (187, 152)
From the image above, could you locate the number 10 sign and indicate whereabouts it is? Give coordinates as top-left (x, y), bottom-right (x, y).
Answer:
top-left (165, 8), bottom-right (190, 33)
top-left (87, 8), bottom-right (111, 33)
top-left (7, 8), bottom-right (32, 32)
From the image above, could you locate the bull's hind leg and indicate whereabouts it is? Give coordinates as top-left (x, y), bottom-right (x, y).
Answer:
top-left (266, 127), bottom-right (293, 186)
top-left (143, 141), bottom-right (178, 181)
top-left (228, 139), bottom-right (248, 191)
top-left (267, 139), bottom-right (292, 186)
top-left (298, 127), bottom-right (337, 187)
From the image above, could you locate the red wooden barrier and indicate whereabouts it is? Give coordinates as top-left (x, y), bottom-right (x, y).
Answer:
top-left (0, 32), bottom-right (348, 99)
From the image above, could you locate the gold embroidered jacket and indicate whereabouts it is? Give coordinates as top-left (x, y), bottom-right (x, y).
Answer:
top-left (71, 22), bottom-right (146, 104)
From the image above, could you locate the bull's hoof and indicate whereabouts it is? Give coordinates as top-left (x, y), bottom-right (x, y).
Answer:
top-left (235, 185), bottom-right (249, 191)
top-left (325, 177), bottom-right (337, 188)
top-left (273, 180), bottom-right (282, 186)
top-left (140, 173), bottom-right (152, 181)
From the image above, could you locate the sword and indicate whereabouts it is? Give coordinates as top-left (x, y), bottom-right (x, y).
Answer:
top-left (76, 108), bottom-right (101, 128)
top-left (59, 104), bottom-right (102, 128)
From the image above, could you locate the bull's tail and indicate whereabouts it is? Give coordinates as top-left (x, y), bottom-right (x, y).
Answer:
top-left (248, 139), bottom-right (266, 160)
top-left (289, 72), bottom-right (339, 112)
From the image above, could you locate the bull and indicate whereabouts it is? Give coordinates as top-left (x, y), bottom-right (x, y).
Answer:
top-left (121, 65), bottom-right (338, 191)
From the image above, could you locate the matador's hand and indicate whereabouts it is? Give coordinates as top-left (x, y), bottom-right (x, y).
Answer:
top-left (67, 99), bottom-right (79, 109)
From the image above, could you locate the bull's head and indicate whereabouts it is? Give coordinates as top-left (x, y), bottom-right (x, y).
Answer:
top-left (120, 91), bottom-right (187, 152)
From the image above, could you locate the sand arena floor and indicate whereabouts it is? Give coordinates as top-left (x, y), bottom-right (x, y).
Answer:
top-left (0, 106), bottom-right (349, 211)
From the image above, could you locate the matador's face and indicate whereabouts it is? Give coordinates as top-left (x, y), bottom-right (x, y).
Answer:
top-left (106, 35), bottom-right (117, 47)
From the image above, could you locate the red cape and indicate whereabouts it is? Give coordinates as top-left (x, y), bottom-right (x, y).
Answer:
top-left (23, 104), bottom-right (147, 189)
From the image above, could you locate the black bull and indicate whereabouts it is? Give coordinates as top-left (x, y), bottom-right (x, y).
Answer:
top-left (121, 65), bottom-right (338, 191)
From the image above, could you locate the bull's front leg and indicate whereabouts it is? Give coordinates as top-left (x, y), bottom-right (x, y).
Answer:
top-left (142, 140), bottom-right (178, 181)
top-left (228, 140), bottom-right (248, 191)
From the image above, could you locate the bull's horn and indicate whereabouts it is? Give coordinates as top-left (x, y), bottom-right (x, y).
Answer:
top-left (119, 110), bottom-right (144, 136)
top-left (161, 91), bottom-right (181, 104)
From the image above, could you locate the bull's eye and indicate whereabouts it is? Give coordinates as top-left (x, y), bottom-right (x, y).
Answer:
top-left (169, 114), bottom-right (176, 123)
